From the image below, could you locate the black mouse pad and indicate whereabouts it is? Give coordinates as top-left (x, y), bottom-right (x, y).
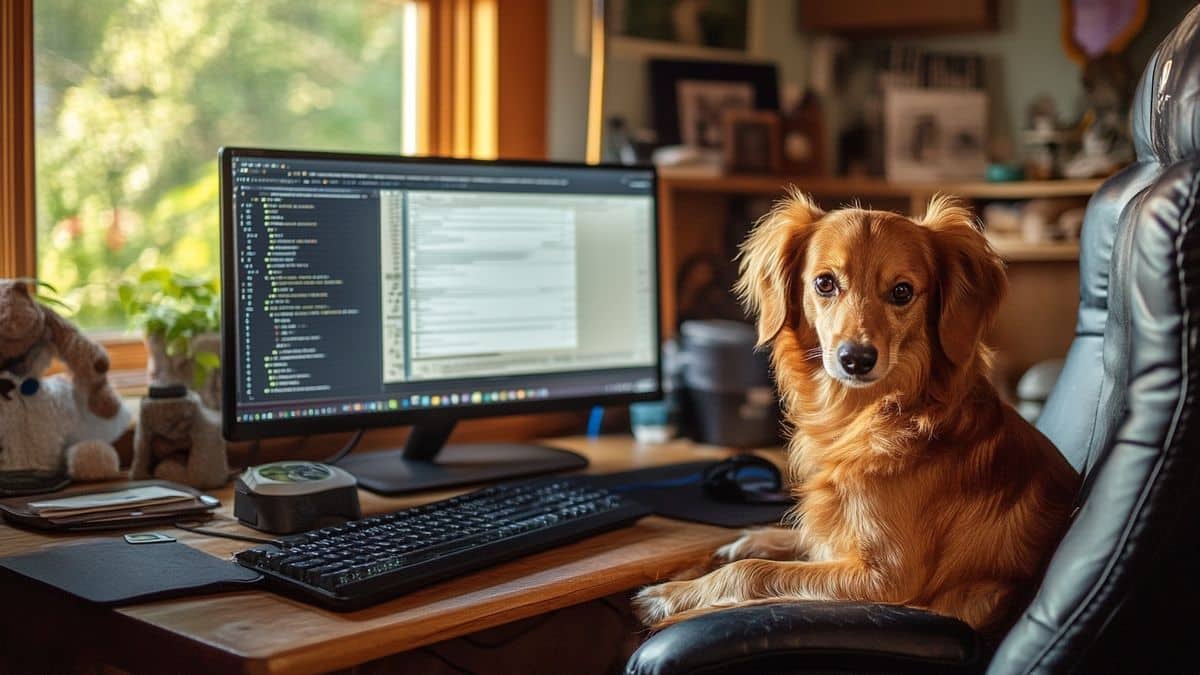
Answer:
top-left (0, 539), bottom-right (262, 605)
top-left (581, 461), bottom-right (791, 528)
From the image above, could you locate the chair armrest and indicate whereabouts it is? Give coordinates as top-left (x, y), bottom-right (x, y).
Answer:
top-left (626, 601), bottom-right (984, 675)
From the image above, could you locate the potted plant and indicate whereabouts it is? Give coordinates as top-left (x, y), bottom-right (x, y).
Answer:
top-left (118, 268), bottom-right (221, 409)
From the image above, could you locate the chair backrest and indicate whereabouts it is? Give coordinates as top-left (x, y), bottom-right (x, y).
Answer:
top-left (990, 6), bottom-right (1200, 673)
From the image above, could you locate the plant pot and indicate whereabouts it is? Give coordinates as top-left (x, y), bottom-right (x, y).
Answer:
top-left (145, 332), bottom-right (222, 410)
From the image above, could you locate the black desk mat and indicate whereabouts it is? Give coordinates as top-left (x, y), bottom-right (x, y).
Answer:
top-left (0, 539), bottom-right (261, 605)
top-left (581, 461), bottom-right (791, 528)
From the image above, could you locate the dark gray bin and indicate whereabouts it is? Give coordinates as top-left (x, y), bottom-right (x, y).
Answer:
top-left (678, 320), bottom-right (782, 448)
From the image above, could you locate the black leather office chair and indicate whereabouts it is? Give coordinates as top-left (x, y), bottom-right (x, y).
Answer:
top-left (627, 8), bottom-right (1200, 674)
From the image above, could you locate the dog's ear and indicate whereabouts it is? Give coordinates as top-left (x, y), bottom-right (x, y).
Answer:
top-left (923, 195), bottom-right (1007, 366)
top-left (735, 189), bottom-right (823, 346)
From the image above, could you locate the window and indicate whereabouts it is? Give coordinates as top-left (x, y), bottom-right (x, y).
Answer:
top-left (33, 0), bottom-right (422, 330)
top-left (5, 0), bottom-right (547, 360)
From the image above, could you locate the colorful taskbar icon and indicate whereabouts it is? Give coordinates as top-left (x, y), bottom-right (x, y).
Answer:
top-left (239, 388), bottom-right (552, 422)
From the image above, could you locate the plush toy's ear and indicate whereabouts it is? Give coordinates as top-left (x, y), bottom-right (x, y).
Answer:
top-left (0, 280), bottom-right (45, 358)
top-left (734, 189), bottom-right (823, 347)
top-left (923, 195), bottom-right (1007, 367)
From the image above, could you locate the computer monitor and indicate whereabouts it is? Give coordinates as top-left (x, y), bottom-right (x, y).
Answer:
top-left (219, 147), bottom-right (661, 494)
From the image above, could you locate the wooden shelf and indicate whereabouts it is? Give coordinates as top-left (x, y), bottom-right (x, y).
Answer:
top-left (660, 174), bottom-right (913, 198)
top-left (801, 0), bottom-right (997, 33)
top-left (988, 238), bottom-right (1080, 262)
top-left (658, 175), bottom-right (1104, 201)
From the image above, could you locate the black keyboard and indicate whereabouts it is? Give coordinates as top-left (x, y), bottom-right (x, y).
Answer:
top-left (235, 478), bottom-right (650, 610)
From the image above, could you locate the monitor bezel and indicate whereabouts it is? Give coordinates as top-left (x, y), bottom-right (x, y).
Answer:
top-left (219, 146), bottom-right (663, 441)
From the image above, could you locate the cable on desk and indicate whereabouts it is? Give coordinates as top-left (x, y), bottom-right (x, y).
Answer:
top-left (173, 520), bottom-right (280, 546)
top-left (324, 429), bottom-right (365, 464)
top-left (587, 406), bottom-right (604, 438)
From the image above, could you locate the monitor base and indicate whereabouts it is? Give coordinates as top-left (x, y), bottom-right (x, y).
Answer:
top-left (337, 443), bottom-right (589, 495)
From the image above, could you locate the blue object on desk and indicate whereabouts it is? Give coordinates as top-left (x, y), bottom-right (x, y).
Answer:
top-left (629, 400), bottom-right (676, 443)
top-left (587, 406), bottom-right (605, 438)
top-left (986, 163), bottom-right (1024, 182)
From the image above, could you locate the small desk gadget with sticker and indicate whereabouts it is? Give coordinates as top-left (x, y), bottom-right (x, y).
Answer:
top-left (234, 461), bottom-right (361, 534)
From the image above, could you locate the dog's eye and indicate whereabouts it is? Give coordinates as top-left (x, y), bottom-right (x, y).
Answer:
top-left (890, 283), bottom-right (914, 305)
top-left (813, 275), bottom-right (838, 297)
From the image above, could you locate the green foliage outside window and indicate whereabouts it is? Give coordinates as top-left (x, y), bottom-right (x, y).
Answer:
top-left (34, 0), bottom-right (412, 329)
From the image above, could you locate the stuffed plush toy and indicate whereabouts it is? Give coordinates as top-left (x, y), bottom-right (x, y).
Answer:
top-left (132, 384), bottom-right (228, 489)
top-left (0, 279), bottom-right (130, 480)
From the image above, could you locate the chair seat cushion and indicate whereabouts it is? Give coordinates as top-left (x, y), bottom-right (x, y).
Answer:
top-left (626, 601), bottom-right (983, 675)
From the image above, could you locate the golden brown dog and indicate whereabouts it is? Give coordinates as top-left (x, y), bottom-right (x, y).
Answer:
top-left (634, 192), bottom-right (1080, 637)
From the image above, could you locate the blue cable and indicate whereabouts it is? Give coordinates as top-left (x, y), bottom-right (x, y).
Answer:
top-left (587, 406), bottom-right (604, 438)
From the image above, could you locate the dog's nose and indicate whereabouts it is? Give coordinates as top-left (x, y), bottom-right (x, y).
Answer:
top-left (837, 342), bottom-right (878, 376)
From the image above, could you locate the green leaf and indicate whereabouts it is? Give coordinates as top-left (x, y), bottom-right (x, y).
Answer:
top-left (194, 351), bottom-right (220, 369)
top-left (34, 292), bottom-right (74, 312)
top-left (139, 268), bottom-right (172, 286)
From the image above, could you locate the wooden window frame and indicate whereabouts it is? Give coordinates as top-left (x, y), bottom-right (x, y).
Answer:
top-left (1, 0), bottom-right (36, 281)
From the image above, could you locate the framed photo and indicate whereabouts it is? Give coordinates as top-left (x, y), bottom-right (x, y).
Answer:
top-left (884, 87), bottom-right (988, 182)
top-left (723, 110), bottom-right (781, 174)
top-left (677, 79), bottom-right (755, 148)
top-left (649, 59), bottom-right (780, 148)
top-left (574, 0), bottom-right (764, 60)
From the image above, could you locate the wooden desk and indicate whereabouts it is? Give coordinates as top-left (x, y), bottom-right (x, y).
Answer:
top-left (0, 436), bottom-right (754, 675)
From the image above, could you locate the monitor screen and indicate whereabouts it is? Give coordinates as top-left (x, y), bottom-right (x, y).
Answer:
top-left (220, 148), bottom-right (661, 440)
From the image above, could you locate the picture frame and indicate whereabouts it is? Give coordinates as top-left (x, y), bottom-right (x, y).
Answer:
top-left (883, 87), bottom-right (987, 182)
top-left (574, 0), bottom-right (765, 60)
top-left (649, 58), bottom-right (780, 149)
top-left (722, 110), bottom-right (781, 174)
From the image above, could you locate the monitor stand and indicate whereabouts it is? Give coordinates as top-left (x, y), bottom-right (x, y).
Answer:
top-left (336, 418), bottom-right (589, 495)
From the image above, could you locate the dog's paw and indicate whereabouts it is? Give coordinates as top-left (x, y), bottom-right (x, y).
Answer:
top-left (715, 528), bottom-right (799, 563)
top-left (714, 534), bottom-right (754, 562)
top-left (633, 581), bottom-right (689, 627)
